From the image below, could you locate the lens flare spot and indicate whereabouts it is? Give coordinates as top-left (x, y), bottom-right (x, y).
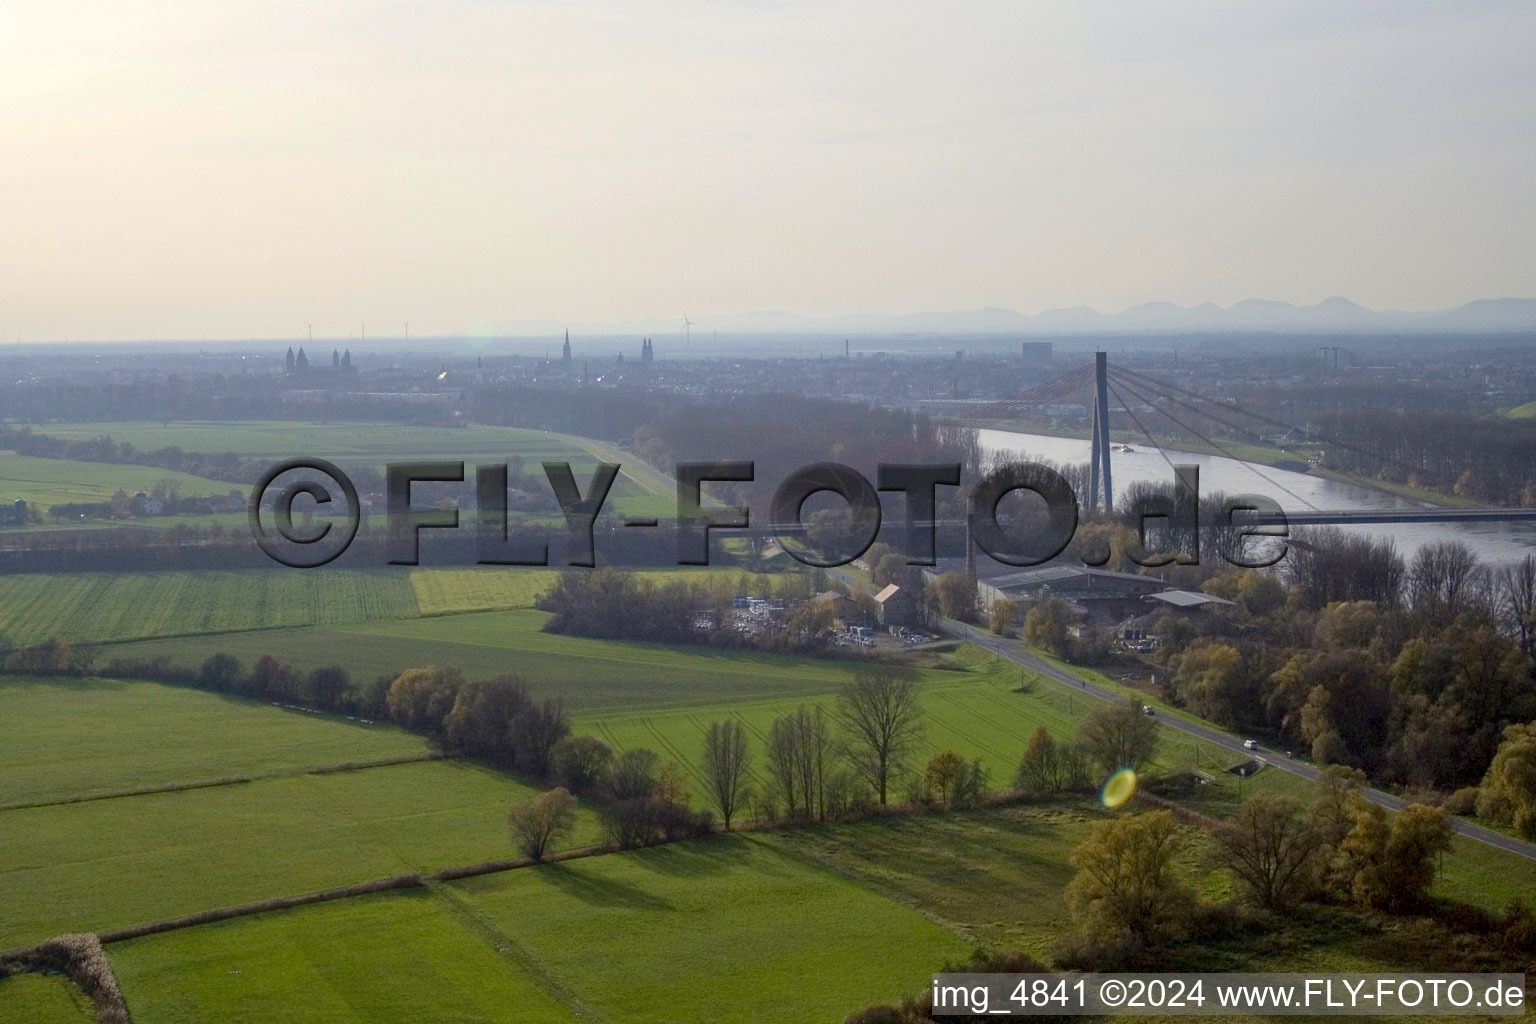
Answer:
top-left (1101, 769), bottom-right (1137, 808)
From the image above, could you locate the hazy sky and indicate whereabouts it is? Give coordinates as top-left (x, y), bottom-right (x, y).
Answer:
top-left (3, 1), bottom-right (1534, 340)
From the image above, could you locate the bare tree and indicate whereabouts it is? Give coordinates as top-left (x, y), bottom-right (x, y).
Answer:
top-left (1284, 526), bottom-right (1404, 609)
top-left (1409, 540), bottom-right (1485, 623)
top-left (1077, 696), bottom-right (1159, 776)
top-left (507, 787), bottom-right (577, 862)
top-left (793, 705), bottom-right (834, 820)
top-left (764, 707), bottom-right (833, 818)
top-left (701, 719), bottom-right (752, 829)
top-left (836, 666), bottom-right (924, 804)
top-left (1498, 554), bottom-right (1536, 653)
top-left (766, 714), bottom-right (804, 817)
top-left (1214, 793), bottom-right (1320, 909)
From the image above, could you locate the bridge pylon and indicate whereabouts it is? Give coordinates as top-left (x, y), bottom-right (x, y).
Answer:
top-left (1088, 351), bottom-right (1113, 511)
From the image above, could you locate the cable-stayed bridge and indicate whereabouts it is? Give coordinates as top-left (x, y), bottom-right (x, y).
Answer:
top-left (955, 353), bottom-right (1536, 528)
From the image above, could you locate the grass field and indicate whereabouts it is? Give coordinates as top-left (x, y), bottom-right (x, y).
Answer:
top-left (0, 677), bottom-right (426, 807)
top-left (103, 837), bottom-right (970, 1024)
top-left (3, 655), bottom-right (1528, 1019)
top-left (28, 420), bottom-right (603, 460)
top-left (106, 891), bottom-right (582, 1024)
top-left (573, 645), bottom-right (1286, 806)
top-left (0, 570), bottom-right (422, 646)
top-left (407, 566), bottom-right (763, 617)
top-left (773, 803), bottom-right (1177, 958)
top-left (2, 566), bottom-right (795, 649)
top-left (446, 834), bottom-right (969, 1024)
top-left (0, 758), bottom-right (600, 950)
top-left (0, 973), bottom-right (94, 1024)
top-left (775, 804), bottom-right (1500, 1021)
top-left (23, 419), bottom-right (675, 520)
top-left (103, 608), bottom-right (884, 713)
top-left (0, 452), bottom-right (236, 520)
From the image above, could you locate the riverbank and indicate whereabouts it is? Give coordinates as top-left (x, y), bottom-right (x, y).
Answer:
top-left (977, 417), bottom-right (1472, 509)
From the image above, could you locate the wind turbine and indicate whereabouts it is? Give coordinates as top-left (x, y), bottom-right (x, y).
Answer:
top-left (682, 312), bottom-right (696, 350)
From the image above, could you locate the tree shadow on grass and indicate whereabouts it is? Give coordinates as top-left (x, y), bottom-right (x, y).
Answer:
top-left (540, 862), bottom-right (675, 911)
top-left (627, 833), bottom-right (754, 878)
top-left (1, 674), bottom-right (131, 693)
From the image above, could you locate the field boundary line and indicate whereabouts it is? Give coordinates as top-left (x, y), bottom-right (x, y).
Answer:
top-left (14, 795), bottom-right (1042, 958)
top-left (85, 604), bottom-right (442, 647)
top-left (0, 775), bottom-right (254, 812)
top-left (424, 879), bottom-right (609, 1024)
top-left (1, 753), bottom-right (441, 813)
top-left (90, 873), bottom-right (425, 947)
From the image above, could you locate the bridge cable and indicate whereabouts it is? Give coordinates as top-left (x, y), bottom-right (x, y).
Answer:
top-left (1106, 368), bottom-right (1282, 448)
top-left (1105, 379), bottom-right (1184, 479)
top-left (1109, 373), bottom-right (1322, 513)
top-left (1108, 365), bottom-right (1425, 480)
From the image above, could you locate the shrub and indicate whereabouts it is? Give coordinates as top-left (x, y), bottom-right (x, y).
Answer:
top-left (551, 735), bottom-right (613, 794)
top-left (507, 788), bottom-right (578, 862)
top-left (1442, 786), bottom-right (1480, 816)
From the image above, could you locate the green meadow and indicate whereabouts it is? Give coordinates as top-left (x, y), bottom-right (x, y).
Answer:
top-left (1, 654), bottom-right (1528, 1020)
top-left (446, 835), bottom-right (969, 1024)
top-left (0, 758), bottom-right (599, 950)
top-left (29, 420), bottom-right (605, 460)
top-left (408, 566), bottom-right (767, 617)
top-left (0, 973), bottom-right (94, 1024)
top-left (0, 571), bottom-right (421, 646)
top-left (773, 806), bottom-right (1491, 1024)
top-left (103, 839), bottom-right (969, 1024)
top-left (102, 608), bottom-right (878, 713)
top-left (0, 452), bottom-right (235, 520)
top-left (19, 419), bottom-right (675, 520)
top-left (0, 677), bottom-right (425, 807)
top-left (572, 645), bottom-right (1288, 804)
top-left (106, 891), bottom-right (582, 1024)
top-left (1, 564), bottom-right (783, 647)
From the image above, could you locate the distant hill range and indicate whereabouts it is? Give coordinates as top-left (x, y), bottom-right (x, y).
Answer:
top-left (477, 297), bottom-right (1536, 340)
top-left (688, 297), bottom-right (1536, 335)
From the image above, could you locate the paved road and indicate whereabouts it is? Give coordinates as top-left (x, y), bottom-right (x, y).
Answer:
top-left (949, 620), bottom-right (1536, 863)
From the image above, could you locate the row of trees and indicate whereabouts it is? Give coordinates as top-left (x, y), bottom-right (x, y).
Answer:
top-left (385, 667), bottom-right (570, 776)
top-left (509, 662), bottom-right (1026, 864)
top-left (511, 679), bottom-right (1165, 863)
top-left (514, 741), bottom-right (714, 854)
top-left (0, 425), bottom-right (262, 485)
top-left (1318, 409), bottom-right (1536, 505)
top-left (537, 567), bottom-right (848, 655)
top-left (696, 667), bottom-right (932, 825)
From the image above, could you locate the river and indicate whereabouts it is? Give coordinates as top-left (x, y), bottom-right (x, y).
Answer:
top-left (979, 428), bottom-right (1536, 568)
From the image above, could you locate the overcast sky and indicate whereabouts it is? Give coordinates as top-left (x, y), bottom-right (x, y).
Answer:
top-left (3, 1), bottom-right (1533, 340)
